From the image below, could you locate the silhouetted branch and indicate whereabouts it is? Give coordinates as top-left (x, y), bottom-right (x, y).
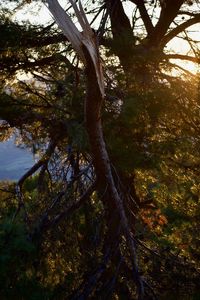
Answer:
top-left (165, 53), bottom-right (199, 63)
top-left (161, 14), bottom-right (200, 46)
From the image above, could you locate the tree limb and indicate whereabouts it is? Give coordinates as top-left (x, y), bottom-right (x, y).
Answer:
top-left (130, 0), bottom-right (154, 35)
top-left (147, 0), bottom-right (184, 47)
top-left (164, 53), bottom-right (199, 63)
top-left (161, 14), bottom-right (200, 47)
top-left (17, 139), bottom-right (57, 189)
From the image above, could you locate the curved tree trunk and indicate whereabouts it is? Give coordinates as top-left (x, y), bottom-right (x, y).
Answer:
top-left (83, 46), bottom-right (144, 299)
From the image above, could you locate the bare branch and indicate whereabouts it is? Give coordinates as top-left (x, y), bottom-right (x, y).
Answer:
top-left (17, 139), bottom-right (57, 189)
top-left (168, 61), bottom-right (197, 77)
top-left (147, 0), bottom-right (184, 47)
top-left (130, 0), bottom-right (154, 35)
top-left (46, 0), bottom-right (84, 60)
top-left (165, 53), bottom-right (199, 63)
top-left (46, 0), bottom-right (104, 96)
top-left (161, 14), bottom-right (200, 46)
top-left (43, 180), bottom-right (96, 230)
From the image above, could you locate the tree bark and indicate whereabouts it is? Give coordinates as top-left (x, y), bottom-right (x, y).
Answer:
top-left (83, 45), bottom-right (144, 299)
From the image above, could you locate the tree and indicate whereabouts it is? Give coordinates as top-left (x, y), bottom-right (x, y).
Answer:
top-left (0, 0), bottom-right (200, 299)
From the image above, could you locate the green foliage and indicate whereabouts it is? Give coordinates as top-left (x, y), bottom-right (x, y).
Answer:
top-left (0, 219), bottom-right (48, 300)
top-left (68, 121), bottom-right (88, 150)
top-left (23, 176), bottom-right (38, 192)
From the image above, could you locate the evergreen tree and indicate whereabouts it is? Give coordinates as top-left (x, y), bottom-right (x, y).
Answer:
top-left (0, 0), bottom-right (200, 298)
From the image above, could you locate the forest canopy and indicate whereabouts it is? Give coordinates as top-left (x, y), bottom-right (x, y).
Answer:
top-left (0, 0), bottom-right (200, 299)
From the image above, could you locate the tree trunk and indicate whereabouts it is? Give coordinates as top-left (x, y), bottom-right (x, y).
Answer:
top-left (84, 46), bottom-right (144, 299)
